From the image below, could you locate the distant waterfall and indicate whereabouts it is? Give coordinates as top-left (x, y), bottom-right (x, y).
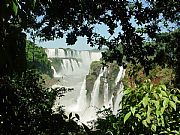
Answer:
top-left (74, 79), bottom-right (87, 112)
top-left (113, 82), bottom-right (124, 114)
top-left (51, 66), bottom-right (60, 77)
top-left (90, 68), bottom-right (105, 108)
top-left (113, 66), bottom-right (125, 114)
top-left (115, 66), bottom-right (124, 85)
top-left (45, 48), bottom-right (102, 77)
top-left (103, 67), bottom-right (109, 108)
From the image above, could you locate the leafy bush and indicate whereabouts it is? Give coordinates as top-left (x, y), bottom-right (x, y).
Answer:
top-left (95, 80), bottom-right (180, 135)
top-left (0, 70), bottom-right (85, 134)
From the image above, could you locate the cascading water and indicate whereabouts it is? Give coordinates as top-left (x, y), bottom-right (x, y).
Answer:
top-left (72, 79), bottom-right (87, 112)
top-left (103, 80), bottom-right (109, 108)
top-left (115, 66), bottom-right (124, 85)
top-left (46, 48), bottom-right (126, 124)
top-left (113, 82), bottom-right (124, 115)
top-left (45, 48), bottom-right (102, 76)
top-left (90, 68), bottom-right (105, 108)
top-left (113, 66), bottom-right (125, 114)
top-left (51, 66), bottom-right (60, 78)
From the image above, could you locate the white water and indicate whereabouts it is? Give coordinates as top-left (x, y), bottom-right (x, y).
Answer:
top-left (113, 67), bottom-right (125, 114)
top-left (113, 82), bottom-right (124, 115)
top-left (90, 68), bottom-right (105, 108)
top-left (45, 48), bottom-right (102, 77)
top-left (72, 79), bottom-right (87, 112)
top-left (115, 66), bottom-right (124, 85)
top-left (103, 68), bottom-right (109, 108)
top-left (46, 48), bottom-right (125, 123)
top-left (51, 66), bottom-right (60, 77)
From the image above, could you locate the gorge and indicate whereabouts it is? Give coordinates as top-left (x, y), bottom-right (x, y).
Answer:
top-left (45, 48), bottom-right (125, 123)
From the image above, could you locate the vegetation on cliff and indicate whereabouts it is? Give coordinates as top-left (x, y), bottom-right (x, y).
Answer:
top-left (26, 41), bottom-right (53, 77)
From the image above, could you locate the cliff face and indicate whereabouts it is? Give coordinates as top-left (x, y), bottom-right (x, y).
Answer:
top-left (86, 61), bottom-right (102, 104)
top-left (86, 61), bottom-right (124, 110)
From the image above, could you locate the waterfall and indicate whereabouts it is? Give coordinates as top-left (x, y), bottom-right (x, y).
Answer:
top-left (47, 48), bottom-right (128, 123)
top-left (51, 66), bottom-right (60, 77)
top-left (113, 67), bottom-right (125, 114)
top-left (73, 79), bottom-right (87, 112)
top-left (115, 66), bottom-right (124, 85)
top-left (103, 67), bottom-right (109, 108)
top-left (90, 68), bottom-right (105, 108)
top-left (113, 82), bottom-right (124, 115)
top-left (45, 48), bottom-right (102, 76)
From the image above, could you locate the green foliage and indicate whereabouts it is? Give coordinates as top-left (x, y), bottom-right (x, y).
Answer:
top-left (26, 41), bottom-right (53, 77)
top-left (95, 81), bottom-right (180, 134)
top-left (89, 61), bottom-right (102, 76)
top-left (0, 70), bottom-right (86, 134)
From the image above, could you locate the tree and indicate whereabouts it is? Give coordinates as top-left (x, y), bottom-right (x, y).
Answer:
top-left (1, 0), bottom-right (179, 76)
top-left (0, 0), bottom-right (180, 134)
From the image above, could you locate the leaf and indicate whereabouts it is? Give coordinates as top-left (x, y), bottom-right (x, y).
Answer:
top-left (69, 112), bottom-right (72, 119)
top-left (124, 112), bottom-right (131, 123)
top-left (142, 96), bottom-right (149, 108)
top-left (151, 124), bottom-right (157, 132)
top-left (147, 106), bottom-right (152, 122)
top-left (149, 84), bottom-right (153, 91)
top-left (169, 101), bottom-right (176, 111)
top-left (75, 113), bottom-right (80, 120)
top-left (172, 96), bottom-right (178, 102)
top-left (161, 90), bottom-right (168, 97)
top-left (135, 114), bottom-right (142, 120)
top-left (156, 110), bottom-right (161, 117)
top-left (130, 107), bottom-right (136, 116)
top-left (160, 115), bottom-right (165, 126)
top-left (163, 98), bottom-right (169, 108)
top-left (142, 120), bottom-right (148, 127)
top-left (12, 1), bottom-right (18, 16)
top-left (160, 107), bottom-right (165, 114)
top-left (161, 85), bottom-right (166, 91)
top-left (124, 89), bottom-right (131, 95)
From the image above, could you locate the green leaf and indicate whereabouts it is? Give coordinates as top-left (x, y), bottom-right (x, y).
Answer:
top-left (135, 114), bottom-right (142, 120)
top-left (130, 107), bottom-right (136, 116)
top-left (156, 110), bottom-right (161, 117)
top-left (142, 96), bottom-right (149, 108)
top-left (160, 115), bottom-right (165, 126)
top-left (169, 101), bottom-right (176, 111)
top-left (147, 105), bottom-right (152, 116)
top-left (124, 89), bottom-right (131, 95)
top-left (163, 98), bottom-right (169, 108)
top-left (161, 85), bottom-right (166, 91)
top-left (160, 107), bottom-right (165, 114)
top-left (12, 1), bottom-right (18, 16)
top-left (161, 90), bottom-right (167, 97)
top-left (151, 124), bottom-right (157, 132)
top-left (124, 112), bottom-right (131, 123)
top-left (142, 120), bottom-right (148, 127)
top-left (172, 96), bottom-right (178, 102)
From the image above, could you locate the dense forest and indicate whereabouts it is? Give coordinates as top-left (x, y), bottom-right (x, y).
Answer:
top-left (0, 0), bottom-right (179, 134)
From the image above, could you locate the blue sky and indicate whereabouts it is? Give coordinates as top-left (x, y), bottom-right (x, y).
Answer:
top-left (37, 24), bottom-right (120, 50)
